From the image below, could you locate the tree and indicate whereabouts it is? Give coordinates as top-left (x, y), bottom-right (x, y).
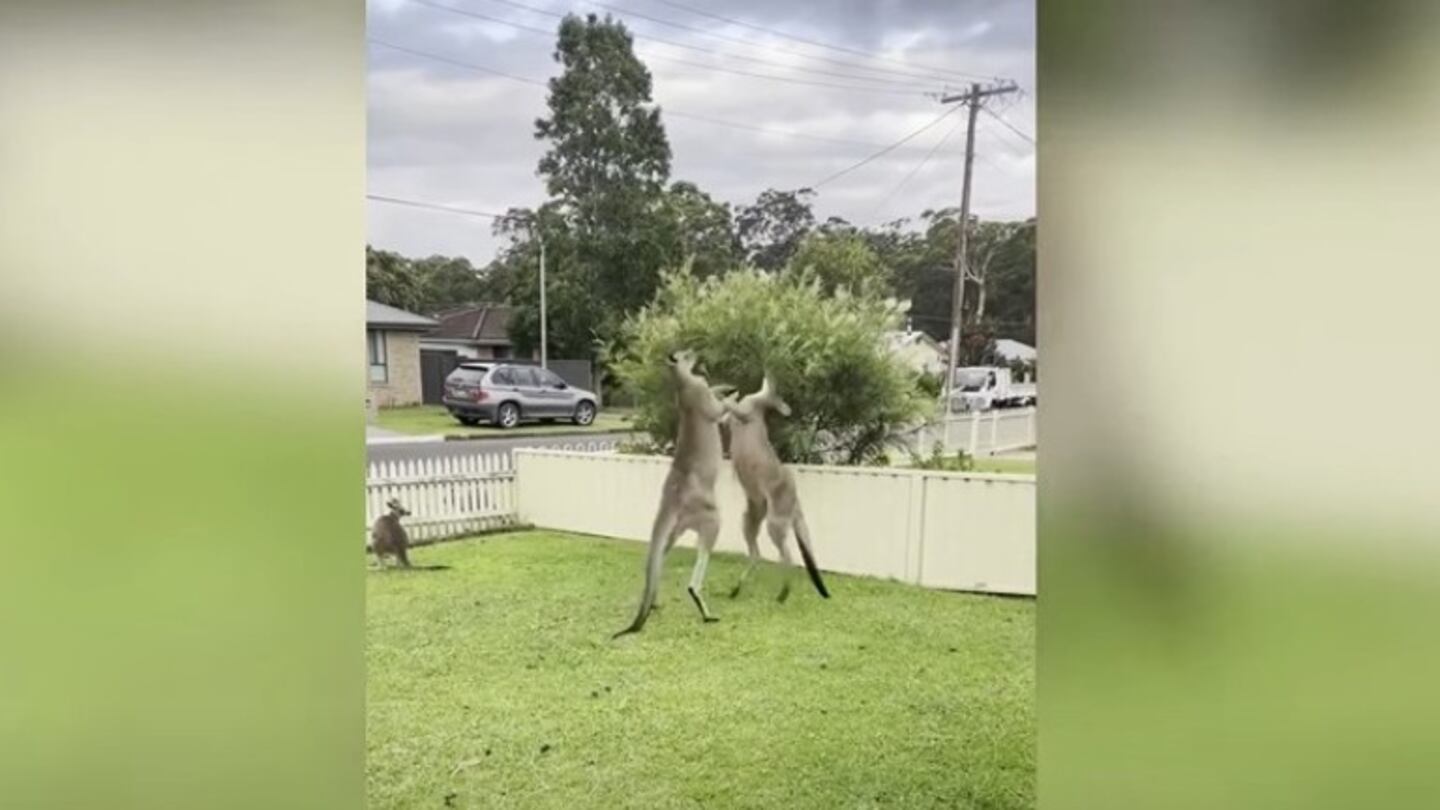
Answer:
top-left (607, 266), bottom-right (924, 465)
top-left (506, 13), bottom-right (683, 358)
top-left (535, 14), bottom-right (670, 211)
top-left (736, 188), bottom-right (816, 271)
top-left (365, 246), bottom-right (424, 312)
top-left (659, 181), bottom-right (739, 279)
top-left (980, 218), bottom-right (1036, 345)
top-left (411, 254), bottom-right (495, 313)
top-left (787, 230), bottom-right (888, 297)
top-left (489, 203), bottom-right (601, 359)
top-left (964, 220), bottom-right (1022, 323)
top-left (867, 212), bottom-right (1037, 347)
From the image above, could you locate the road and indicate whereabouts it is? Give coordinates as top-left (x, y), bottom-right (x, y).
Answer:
top-left (366, 430), bottom-right (638, 464)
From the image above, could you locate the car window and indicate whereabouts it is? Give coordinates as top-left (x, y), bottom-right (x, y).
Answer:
top-left (510, 366), bottom-right (540, 386)
top-left (490, 368), bottom-right (515, 386)
top-left (448, 367), bottom-right (488, 384)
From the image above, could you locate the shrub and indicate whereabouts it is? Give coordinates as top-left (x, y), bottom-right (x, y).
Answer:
top-left (909, 442), bottom-right (975, 472)
top-left (915, 370), bottom-right (944, 399)
top-left (605, 267), bottom-right (924, 464)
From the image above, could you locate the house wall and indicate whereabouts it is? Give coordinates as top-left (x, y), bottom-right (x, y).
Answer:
top-left (368, 330), bottom-right (424, 407)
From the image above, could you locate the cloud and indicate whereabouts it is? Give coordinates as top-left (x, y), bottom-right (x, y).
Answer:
top-left (367, 0), bottom-right (1034, 263)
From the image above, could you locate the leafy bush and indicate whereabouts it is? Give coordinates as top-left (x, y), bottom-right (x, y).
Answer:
top-left (606, 266), bottom-right (924, 464)
top-left (915, 370), bottom-right (944, 399)
top-left (909, 442), bottom-right (975, 472)
top-left (615, 436), bottom-right (669, 456)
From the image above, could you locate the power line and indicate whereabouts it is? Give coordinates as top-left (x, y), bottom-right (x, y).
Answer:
top-left (367, 193), bottom-right (518, 221)
top-left (369, 38), bottom-right (547, 86)
top-left (416, 0), bottom-right (930, 90)
top-left (665, 109), bottom-right (913, 150)
top-left (409, 0), bottom-right (928, 94)
top-left (809, 104), bottom-right (965, 189)
top-left (645, 0), bottom-right (1000, 82)
top-left (482, 0), bottom-right (977, 86)
top-left (870, 113), bottom-right (967, 221)
top-left (980, 105), bottom-right (1035, 145)
top-left (637, 48), bottom-right (926, 96)
top-left (369, 38), bottom-right (936, 151)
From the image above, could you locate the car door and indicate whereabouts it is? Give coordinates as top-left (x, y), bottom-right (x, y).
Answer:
top-left (532, 367), bottom-right (574, 417)
top-left (507, 366), bottom-right (549, 418)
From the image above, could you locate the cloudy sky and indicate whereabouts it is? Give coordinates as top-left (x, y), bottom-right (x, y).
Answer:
top-left (367, 0), bottom-right (1034, 263)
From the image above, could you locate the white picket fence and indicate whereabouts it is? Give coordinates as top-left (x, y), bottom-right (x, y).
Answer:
top-left (363, 438), bottom-right (630, 545)
top-left (365, 454), bottom-right (518, 544)
top-left (514, 449), bottom-right (1036, 596)
top-left (904, 407), bottom-right (1037, 458)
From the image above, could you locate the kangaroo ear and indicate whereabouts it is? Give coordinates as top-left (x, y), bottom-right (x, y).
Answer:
top-left (774, 397), bottom-right (792, 417)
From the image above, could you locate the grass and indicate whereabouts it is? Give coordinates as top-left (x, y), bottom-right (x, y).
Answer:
top-left (968, 457), bottom-right (1036, 475)
top-left (368, 531), bottom-right (1034, 809)
top-left (376, 404), bottom-right (633, 438)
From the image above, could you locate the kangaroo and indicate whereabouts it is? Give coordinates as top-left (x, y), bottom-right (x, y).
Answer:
top-left (370, 498), bottom-right (413, 568)
top-left (723, 375), bottom-right (831, 602)
top-left (613, 350), bottom-right (731, 637)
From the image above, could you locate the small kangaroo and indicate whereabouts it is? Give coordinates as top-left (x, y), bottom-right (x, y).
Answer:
top-left (614, 349), bottom-right (732, 637)
top-left (723, 375), bottom-right (831, 602)
top-left (370, 498), bottom-right (412, 568)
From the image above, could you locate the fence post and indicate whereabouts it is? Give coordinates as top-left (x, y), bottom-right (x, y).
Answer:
top-left (988, 410), bottom-right (999, 455)
top-left (968, 412), bottom-right (981, 456)
top-left (1027, 406), bottom-right (1037, 447)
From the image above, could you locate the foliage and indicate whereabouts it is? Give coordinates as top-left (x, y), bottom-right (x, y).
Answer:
top-left (365, 245), bottom-right (502, 315)
top-left (607, 266), bottom-right (925, 465)
top-left (535, 14), bottom-right (669, 209)
top-left (502, 15), bottom-right (747, 359)
top-left (367, 532), bottom-right (1035, 809)
top-left (909, 442), bottom-right (976, 472)
top-left (916, 369), bottom-right (945, 399)
top-left (615, 435), bottom-right (669, 456)
top-left (868, 212), bottom-right (1036, 348)
top-left (736, 187), bottom-right (816, 271)
top-left (657, 181), bottom-right (740, 279)
top-left (786, 229), bottom-right (888, 297)
top-left (365, 246), bottom-right (424, 313)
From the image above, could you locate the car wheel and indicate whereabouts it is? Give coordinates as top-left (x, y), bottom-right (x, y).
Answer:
top-left (573, 401), bottom-right (596, 426)
top-left (495, 402), bottom-right (520, 429)
top-left (495, 397), bottom-right (524, 426)
top-left (456, 416), bottom-right (480, 426)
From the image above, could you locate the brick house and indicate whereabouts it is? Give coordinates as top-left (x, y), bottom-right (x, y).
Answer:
top-left (366, 300), bottom-right (438, 408)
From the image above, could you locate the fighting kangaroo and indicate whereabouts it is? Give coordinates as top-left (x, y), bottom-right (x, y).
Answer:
top-left (370, 498), bottom-right (412, 568)
top-left (614, 350), bottom-right (732, 637)
top-left (723, 375), bottom-right (831, 602)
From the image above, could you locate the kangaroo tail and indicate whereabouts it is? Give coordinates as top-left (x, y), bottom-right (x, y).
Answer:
top-left (792, 508), bottom-right (831, 599)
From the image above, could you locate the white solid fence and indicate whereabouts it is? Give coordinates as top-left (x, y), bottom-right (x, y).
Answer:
top-left (365, 454), bottom-right (518, 544)
top-left (905, 407), bottom-right (1037, 458)
top-left (514, 449), bottom-right (1035, 596)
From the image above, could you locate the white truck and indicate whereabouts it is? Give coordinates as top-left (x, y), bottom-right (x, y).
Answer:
top-left (948, 366), bottom-right (1037, 412)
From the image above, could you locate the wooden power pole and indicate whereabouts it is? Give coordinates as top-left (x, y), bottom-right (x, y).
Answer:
top-left (940, 81), bottom-right (1018, 410)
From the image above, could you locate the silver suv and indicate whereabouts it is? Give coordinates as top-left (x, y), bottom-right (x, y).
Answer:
top-left (441, 362), bottom-right (599, 429)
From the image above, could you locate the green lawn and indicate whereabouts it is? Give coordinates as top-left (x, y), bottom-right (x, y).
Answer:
top-left (368, 532), bottom-right (1034, 809)
top-left (969, 457), bottom-right (1037, 475)
top-left (376, 404), bottom-right (633, 438)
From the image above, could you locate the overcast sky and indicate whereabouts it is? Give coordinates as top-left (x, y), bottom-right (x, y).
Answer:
top-left (367, 0), bottom-right (1034, 264)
